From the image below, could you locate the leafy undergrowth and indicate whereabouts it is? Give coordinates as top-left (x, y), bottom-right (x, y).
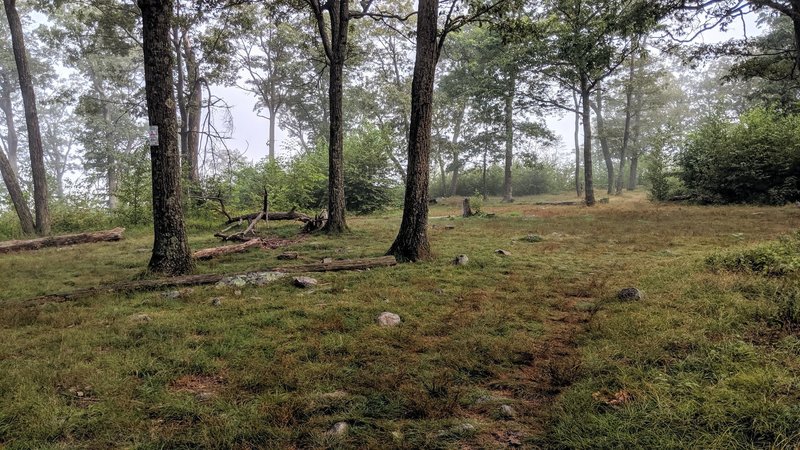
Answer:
top-left (1, 192), bottom-right (799, 449)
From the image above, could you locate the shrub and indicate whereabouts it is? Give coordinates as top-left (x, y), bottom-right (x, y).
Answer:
top-left (680, 108), bottom-right (800, 205)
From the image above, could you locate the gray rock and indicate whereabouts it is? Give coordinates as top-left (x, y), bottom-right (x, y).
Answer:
top-left (234, 290), bottom-right (242, 297)
top-left (617, 287), bottom-right (644, 301)
top-left (500, 404), bottom-right (517, 419)
top-left (325, 421), bottom-right (349, 437)
top-left (453, 254), bottom-right (469, 266)
top-left (322, 257), bottom-right (333, 264)
top-left (216, 272), bottom-right (286, 288)
top-left (162, 290), bottom-right (181, 299)
top-left (196, 392), bottom-right (214, 402)
top-left (377, 312), bottom-right (401, 327)
top-left (293, 276), bottom-right (318, 288)
top-left (436, 422), bottom-right (475, 438)
top-left (210, 297), bottom-right (223, 307)
top-left (129, 313), bottom-right (152, 323)
top-left (495, 249), bottom-right (511, 256)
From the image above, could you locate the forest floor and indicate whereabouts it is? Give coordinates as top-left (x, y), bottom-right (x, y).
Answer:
top-left (1, 192), bottom-right (800, 449)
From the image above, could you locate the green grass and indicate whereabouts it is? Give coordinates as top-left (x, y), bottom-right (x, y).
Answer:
top-left (1, 192), bottom-right (800, 448)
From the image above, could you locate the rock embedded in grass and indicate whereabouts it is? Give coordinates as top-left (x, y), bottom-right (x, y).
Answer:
top-left (162, 290), bottom-right (181, 299)
top-left (500, 404), bottom-right (517, 419)
top-left (377, 312), bottom-right (401, 327)
top-left (495, 249), bottom-right (511, 256)
top-left (293, 276), bottom-right (318, 288)
top-left (453, 254), bottom-right (469, 265)
top-left (325, 421), bottom-right (349, 437)
top-left (210, 297), bottom-right (223, 307)
top-left (129, 313), bottom-right (151, 323)
top-left (521, 234), bottom-right (544, 243)
top-left (617, 287), bottom-right (644, 301)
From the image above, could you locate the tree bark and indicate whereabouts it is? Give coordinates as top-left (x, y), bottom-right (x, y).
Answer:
top-left (0, 70), bottom-right (18, 174)
top-left (448, 101), bottom-right (466, 196)
top-left (184, 35), bottom-right (202, 182)
top-left (387, 0), bottom-right (438, 262)
top-left (318, 0), bottom-right (349, 234)
top-left (0, 146), bottom-right (34, 234)
top-left (628, 58), bottom-right (644, 191)
top-left (572, 91), bottom-right (581, 197)
top-left (501, 74), bottom-right (515, 203)
top-left (4, 0), bottom-right (50, 235)
top-left (580, 76), bottom-right (595, 206)
top-left (0, 227), bottom-right (124, 253)
top-left (591, 89), bottom-right (614, 195)
top-left (139, 0), bottom-right (193, 276)
top-left (616, 57), bottom-right (635, 195)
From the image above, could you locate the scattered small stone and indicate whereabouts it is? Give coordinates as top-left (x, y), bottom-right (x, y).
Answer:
top-left (320, 390), bottom-right (349, 400)
top-left (453, 254), bottom-right (469, 266)
top-left (277, 252), bottom-right (299, 260)
top-left (76, 390), bottom-right (85, 398)
top-left (293, 276), bottom-right (319, 288)
top-left (434, 288), bottom-right (445, 295)
top-left (617, 287), bottom-right (644, 301)
top-left (377, 311), bottom-right (401, 327)
top-left (216, 272), bottom-right (286, 288)
top-left (521, 234), bottom-right (544, 243)
top-left (210, 297), bottom-right (223, 307)
top-left (325, 421), bottom-right (349, 437)
top-left (495, 249), bottom-right (511, 256)
top-left (234, 290), bottom-right (242, 297)
top-left (162, 290), bottom-right (181, 299)
top-left (500, 404), bottom-right (517, 419)
top-left (129, 313), bottom-right (152, 323)
top-left (322, 257), bottom-right (333, 264)
top-left (196, 392), bottom-right (214, 402)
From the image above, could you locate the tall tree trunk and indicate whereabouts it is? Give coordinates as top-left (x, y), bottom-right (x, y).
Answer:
top-left (580, 76), bottom-right (595, 207)
top-left (4, 0), bottom-right (49, 235)
top-left (387, 0), bottom-right (438, 262)
top-left (268, 104), bottom-right (277, 162)
top-left (139, 0), bottom-right (193, 276)
top-left (616, 57), bottom-right (635, 195)
top-left (174, 27), bottom-right (188, 175)
top-left (0, 71), bottom-right (18, 174)
top-left (182, 34), bottom-right (201, 183)
top-left (317, 0), bottom-right (349, 234)
top-left (572, 91), bottom-right (581, 197)
top-left (0, 147), bottom-right (34, 234)
top-left (501, 74), bottom-right (515, 203)
top-left (628, 57), bottom-right (644, 191)
top-left (449, 100), bottom-right (466, 196)
top-left (591, 89), bottom-right (614, 195)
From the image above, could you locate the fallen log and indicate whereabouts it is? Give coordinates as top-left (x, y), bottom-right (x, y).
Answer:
top-left (192, 239), bottom-right (262, 260)
top-left (534, 201), bottom-right (579, 206)
top-left (0, 227), bottom-right (125, 254)
top-left (25, 256), bottom-right (398, 305)
top-left (225, 208), bottom-right (311, 224)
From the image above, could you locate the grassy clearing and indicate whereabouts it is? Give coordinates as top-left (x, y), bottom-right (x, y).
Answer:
top-left (1, 192), bottom-right (799, 448)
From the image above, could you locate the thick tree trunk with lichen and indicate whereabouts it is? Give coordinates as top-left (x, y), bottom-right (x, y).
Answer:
top-left (4, 0), bottom-right (50, 235)
top-left (387, 0), bottom-right (438, 262)
top-left (139, 0), bottom-right (193, 275)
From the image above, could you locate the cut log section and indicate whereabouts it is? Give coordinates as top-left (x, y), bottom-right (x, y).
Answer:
top-left (192, 239), bottom-right (262, 260)
top-left (0, 227), bottom-right (125, 254)
top-left (25, 256), bottom-right (398, 305)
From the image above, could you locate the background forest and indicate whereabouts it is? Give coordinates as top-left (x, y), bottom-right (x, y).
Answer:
top-left (1, 0), bottom-right (799, 240)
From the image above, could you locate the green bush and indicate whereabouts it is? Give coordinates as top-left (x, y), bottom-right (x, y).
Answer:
top-left (680, 108), bottom-right (800, 204)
